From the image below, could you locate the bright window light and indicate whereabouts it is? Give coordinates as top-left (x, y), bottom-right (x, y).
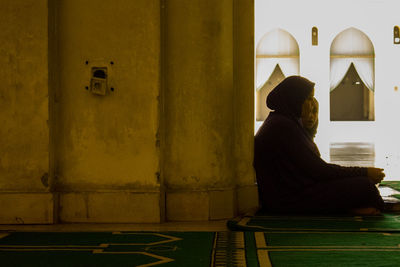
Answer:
top-left (255, 0), bottom-right (400, 180)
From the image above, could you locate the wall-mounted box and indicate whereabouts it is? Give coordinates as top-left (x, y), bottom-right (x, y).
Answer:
top-left (90, 67), bottom-right (107, 95)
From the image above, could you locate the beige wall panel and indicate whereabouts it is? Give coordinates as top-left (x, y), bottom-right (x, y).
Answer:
top-left (166, 192), bottom-right (209, 221)
top-left (0, 193), bottom-right (53, 224)
top-left (237, 185), bottom-right (259, 214)
top-left (59, 192), bottom-right (88, 220)
top-left (164, 0), bottom-right (235, 189)
top-left (209, 189), bottom-right (235, 219)
top-left (56, 0), bottom-right (160, 190)
top-left (0, 1), bottom-right (49, 191)
top-left (60, 192), bottom-right (160, 223)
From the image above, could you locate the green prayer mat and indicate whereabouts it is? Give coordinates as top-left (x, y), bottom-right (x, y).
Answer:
top-left (0, 231), bottom-right (399, 266)
top-left (0, 232), bottom-right (215, 267)
top-left (248, 231), bottom-right (400, 266)
top-left (228, 212), bottom-right (400, 232)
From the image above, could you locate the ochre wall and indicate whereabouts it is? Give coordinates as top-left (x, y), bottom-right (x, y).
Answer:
top-left (0, 0), bottom-right (52, 223)
top-left (0, 0), bottom-right (258, 223)
top-left (164, 0), bottom-right (257, 221)
top-left (56, 0), bottom-right (160, 190)
top-left (0, 1), bottom-right (49, 191)
top-left (165, 0), bottom-right (234, 190)
top-left (233, 0), bottom-right (259, 215)
top-left (55, 0), bottom-right (162, 222)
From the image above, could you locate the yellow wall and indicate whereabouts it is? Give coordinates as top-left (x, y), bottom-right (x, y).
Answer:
top-left (0, 0), bottom-right (49, 192)
top-left (233, 0), bottom-right (258, 214)
top-left (164, 0), bottom-right (235, 189)
top-left (0, 0), bottom-right (258, 223)
top-left (55, 0), bottom-right (160, 190)
top-left (0, 0), bottom-right (52, 224)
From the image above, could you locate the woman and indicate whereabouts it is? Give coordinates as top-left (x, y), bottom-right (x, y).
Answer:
top-left (254, 76), bottom-right (384, 215)
top-left (302, 97), bottom-right (319, 141)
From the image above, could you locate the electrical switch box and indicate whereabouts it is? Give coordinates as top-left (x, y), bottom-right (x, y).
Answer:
top-left (90, 67), bottom-right (107, 95)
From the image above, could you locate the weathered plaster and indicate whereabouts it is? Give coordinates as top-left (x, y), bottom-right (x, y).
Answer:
top-left (0, 0), bottom-right (49, 191)
top-left (56, 0), bottom-right (161, 190)
top-left (164, 0), bottom-right (235, 189)
top-left (0, 0), bottom-right (258, 223)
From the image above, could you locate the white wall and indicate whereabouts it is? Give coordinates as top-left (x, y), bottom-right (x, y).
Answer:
top-left (256, 0), bottom-right (400, 170)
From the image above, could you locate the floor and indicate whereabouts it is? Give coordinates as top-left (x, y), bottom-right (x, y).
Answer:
top-left (0, 221), bottom-right (228, 232)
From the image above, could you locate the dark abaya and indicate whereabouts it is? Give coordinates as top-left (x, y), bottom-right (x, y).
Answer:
top-left (254, 76), bottom-right (384, 214)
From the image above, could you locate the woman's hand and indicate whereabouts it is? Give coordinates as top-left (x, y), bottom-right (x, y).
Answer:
top-left (367, 167), bottom-right (385, 184)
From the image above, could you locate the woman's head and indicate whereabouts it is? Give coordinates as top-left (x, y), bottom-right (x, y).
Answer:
top-left (302, 97), bottom-right (319, 138)
top-left (267, 76), bottom-right (315, 119)
top-left (267, 76), bottom-right (315, 118)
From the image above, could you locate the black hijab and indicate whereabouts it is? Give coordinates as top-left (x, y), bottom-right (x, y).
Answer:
top-left (267, 76), bottom-right (315, 120)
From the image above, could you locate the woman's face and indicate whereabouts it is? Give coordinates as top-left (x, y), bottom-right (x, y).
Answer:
top-left (301, 89), bottom-right (318, 129)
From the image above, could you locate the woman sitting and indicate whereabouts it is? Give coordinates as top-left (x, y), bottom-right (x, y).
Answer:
top-left (254, 76), bottom-right (384, 215)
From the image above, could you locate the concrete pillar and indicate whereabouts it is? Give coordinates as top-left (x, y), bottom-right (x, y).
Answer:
top-left (164, 0), bottom-right (258, 221)
top-left (233, 0), bottom-right (259, 215)
top-left (0, 0), bottom-right (53, 224)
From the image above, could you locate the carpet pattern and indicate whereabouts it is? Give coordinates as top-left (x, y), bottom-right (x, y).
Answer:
top-left (260, 231), bottom-right (400, 266)
top-left (2, 230), bottom-right (400, 266)
top-left (228, 213), bottom-right (400, 232)
top-left (0, 232), bottom-right (215, 267)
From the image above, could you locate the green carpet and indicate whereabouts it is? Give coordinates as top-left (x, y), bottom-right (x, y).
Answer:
top-left (250, 231), bottom-right (400, 266)
top-left (0, 232), bottom-right (215, 267)
top-left (228, 213), bottom-right (400, 232)
top-left (0, 231), bottom-right (399, 266)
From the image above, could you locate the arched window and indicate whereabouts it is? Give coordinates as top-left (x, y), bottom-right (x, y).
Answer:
top-left (330, 27), bottom-right (375, 121)
top-left (256, 29), bottom-right (300, 122)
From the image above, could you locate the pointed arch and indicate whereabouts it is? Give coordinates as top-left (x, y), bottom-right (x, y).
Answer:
top-left (256, 28), bottom-right (300, 90)
top-left (330, 27), bottom-right (375, 92)
top-left (330, 27), bottom-right (375, 121)
top-left (256, 64), bottom-right (285, 121)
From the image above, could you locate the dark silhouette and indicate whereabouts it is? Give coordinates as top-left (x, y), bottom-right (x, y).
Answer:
top-left (254, 76), bottom-right (384, 215)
